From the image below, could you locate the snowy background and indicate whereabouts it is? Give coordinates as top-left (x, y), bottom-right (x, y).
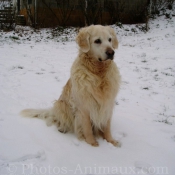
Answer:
top-left (0, 14), bottom-right (175, 175)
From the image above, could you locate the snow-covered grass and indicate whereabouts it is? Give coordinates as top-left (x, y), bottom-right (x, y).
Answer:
top-left (0, 16), bottom-right (175, 175)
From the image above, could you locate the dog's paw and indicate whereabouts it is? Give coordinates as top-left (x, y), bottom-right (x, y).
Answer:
top-left (109, 139), bottom-right (121, 147)
top-left (86, 138), bottom-right (99, 147)
top-left (91, 141), bottom-right (99, 147)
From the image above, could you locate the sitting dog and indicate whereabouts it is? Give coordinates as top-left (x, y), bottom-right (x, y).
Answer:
top-left (21, 25), bottom-right (121, 147)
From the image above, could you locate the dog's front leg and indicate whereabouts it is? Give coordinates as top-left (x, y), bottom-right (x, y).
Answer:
top-left (103, 119), bottom-right (121, 147)
top-left (81, 110), bottom-right (99, 147)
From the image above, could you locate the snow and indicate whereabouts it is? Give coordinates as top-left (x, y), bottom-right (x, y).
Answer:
top-left (0, 16), bottom-right (175, 175)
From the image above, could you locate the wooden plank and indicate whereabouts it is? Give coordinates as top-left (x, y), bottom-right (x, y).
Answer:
top-left (0, 10), bottom-right (13, 13)
top-left (4, 7), bottom-right (13, 10)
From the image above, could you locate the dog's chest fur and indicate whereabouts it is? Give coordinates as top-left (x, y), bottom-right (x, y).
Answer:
top-left (71, 56), bottom-right (120, 105)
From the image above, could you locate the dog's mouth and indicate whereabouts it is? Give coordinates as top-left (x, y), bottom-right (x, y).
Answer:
top-left (98, 57), bottom-right (114, 62)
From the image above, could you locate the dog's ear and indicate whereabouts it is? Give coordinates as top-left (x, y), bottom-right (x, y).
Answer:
top-left (76, 27), bottom-right (90, 53)
top-left (107, 27), bottom-right (118, 49)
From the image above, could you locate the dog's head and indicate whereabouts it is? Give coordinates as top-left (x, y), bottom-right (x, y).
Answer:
top-left (76, 25), bottom-right (118, 62)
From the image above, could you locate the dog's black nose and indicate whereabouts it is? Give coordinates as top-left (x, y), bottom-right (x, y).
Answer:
top-left (106, 49), bottom-right (115, 59)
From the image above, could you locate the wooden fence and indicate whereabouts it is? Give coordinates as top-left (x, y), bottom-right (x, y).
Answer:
top-left (0, 5), bottom-right (15, 29)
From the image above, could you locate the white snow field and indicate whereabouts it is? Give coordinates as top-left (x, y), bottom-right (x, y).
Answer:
top-left (0, 16), bottom-right (175, 175)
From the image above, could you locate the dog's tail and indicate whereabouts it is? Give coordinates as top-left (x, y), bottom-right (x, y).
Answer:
top-left (20, 99), bottom-right (74, 133)
top-left (20, 108), bottom-right (54, 126)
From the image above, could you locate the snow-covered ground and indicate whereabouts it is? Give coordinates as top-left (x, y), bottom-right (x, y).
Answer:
top-left (0, 15), bottom-right (175, 175)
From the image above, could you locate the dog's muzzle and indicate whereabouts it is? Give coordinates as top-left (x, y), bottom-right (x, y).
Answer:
top-left (106, 49), bottom-right (115, 60)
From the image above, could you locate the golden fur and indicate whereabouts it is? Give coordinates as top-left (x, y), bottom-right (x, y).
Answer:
top-left (20, 25), bottom-right (121, 147)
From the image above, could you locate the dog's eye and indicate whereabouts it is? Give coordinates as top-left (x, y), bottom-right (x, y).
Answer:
top-left (109, 38), bottom-right (112, 42)
top-left (94, 39), bottom-right (101, 44)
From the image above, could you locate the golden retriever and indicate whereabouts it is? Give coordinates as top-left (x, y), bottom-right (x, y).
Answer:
top-left (20, 25), bottom-right (121, 147)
